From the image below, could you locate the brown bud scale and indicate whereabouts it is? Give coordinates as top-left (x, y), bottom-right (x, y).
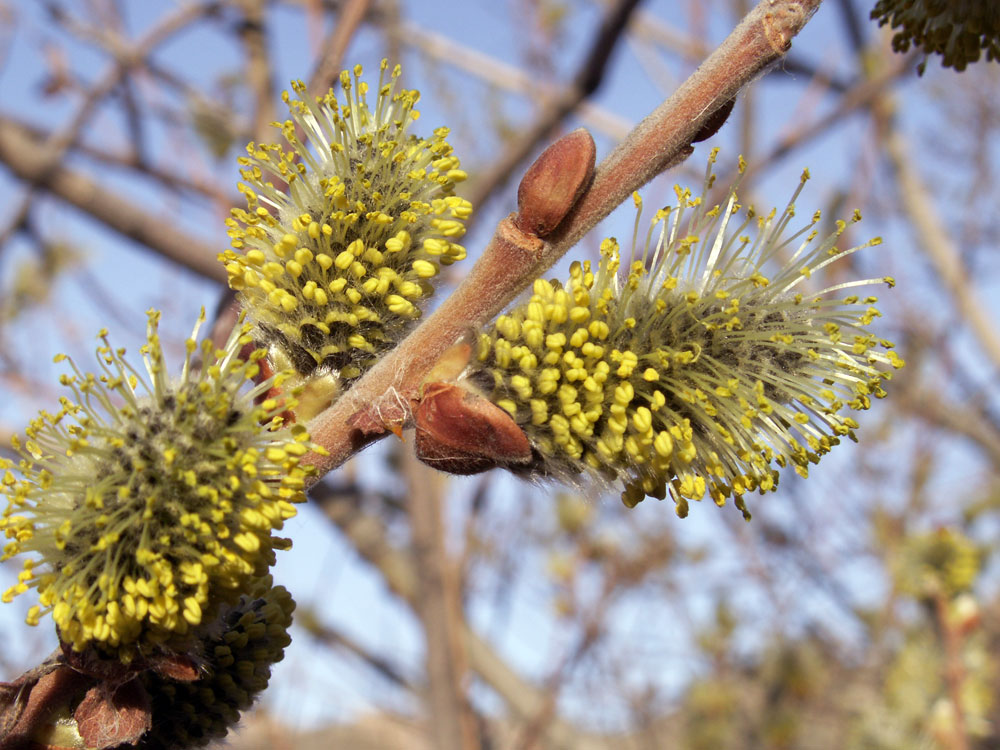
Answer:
top-left (414, 382), bottom-right (532, 475)
top-left (692, 98), bottom-right (735, 143)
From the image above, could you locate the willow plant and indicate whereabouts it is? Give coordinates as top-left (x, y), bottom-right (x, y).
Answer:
top-left (0, 5), bottom-right (917, 744)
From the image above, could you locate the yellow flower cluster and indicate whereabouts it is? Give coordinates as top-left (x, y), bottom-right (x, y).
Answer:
top-left (139, 576), bottom-right (295, 750)
top-left (471, 151), bottom-right (904, 517)
top-left (220, 61), bottom-right (471, 384)
top-left (895, 528), bottom-right (981, 600)
top-left (0, 311), bottom-right (319, 656)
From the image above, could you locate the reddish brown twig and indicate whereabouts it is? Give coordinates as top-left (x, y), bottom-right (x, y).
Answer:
top-left (304, 0), bottom-right (822, 481)
top-left (307, 0), bottom-right (373, 94)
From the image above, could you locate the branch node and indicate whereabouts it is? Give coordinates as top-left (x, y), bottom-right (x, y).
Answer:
top-left (762, 0), bottom-right (814, 54)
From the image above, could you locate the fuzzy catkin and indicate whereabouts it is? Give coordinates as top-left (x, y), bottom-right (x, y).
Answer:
top-left (871, 0), bottom-right (1000, 72)
top-left (0, 311), bottom-right (319, 657)
top-left (221, 61), bottom-right (471, 389)
top-left (469, 152), bottom-right (903, 517)
top-left (138, 576), bottom-right (295, 750)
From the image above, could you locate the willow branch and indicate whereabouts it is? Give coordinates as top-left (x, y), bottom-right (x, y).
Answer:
top-left (548, 0), bottom-right (818, 253)
top-left (308, 0), bottom-right (373, 94)
top-left (405, 452), bottom-right (477, 750)
top-left (628, 3), bottom-right (851, 91)
top-left (305, 0), bottom-right (823, 477)
top-left (0, 116), bottom-right (225, 283)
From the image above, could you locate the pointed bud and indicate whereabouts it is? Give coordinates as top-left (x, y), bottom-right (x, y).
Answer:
top-left (515, 129), bottom-right (596, 238)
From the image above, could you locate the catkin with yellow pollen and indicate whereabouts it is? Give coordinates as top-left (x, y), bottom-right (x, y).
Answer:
top-left (220, 60), bottom-right (471, 387)
top-left (469, 150), bottom-right (904, 518)
top-left (0, 311), bottom-right (322, 658)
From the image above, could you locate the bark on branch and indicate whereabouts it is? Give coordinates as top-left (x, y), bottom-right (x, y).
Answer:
top-left (305, 0), bottom-right (823, 479)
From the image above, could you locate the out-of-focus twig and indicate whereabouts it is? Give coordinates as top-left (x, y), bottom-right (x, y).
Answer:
top-left (933, 591), bottom-right (971, 750)
top-left (902, 387), bottom-right (1000, 466)
top-left (0, 116), bottom-right (229, 203)
top-left (235, 0), bottom-right (277, 143)
top-left (106, 0), bottom-right (146, 166)
top-left (397, 20), bottom-right (632, 142)
top-left (310, 480), bottom-right (604, 749)
top-left (0, 196), bottom-right (31, 251)
top-left (878, 117), bottom-right (1000, 373)
top-left (404, 450), bottom-right (477, 750)
top-left (0, 426), bottom-right (17, 461)
top-left (2, 1), bottom-right (216, 274)
top-left (512, 588), bottom-right (610, 750)
top-left (460, 0), bottom-right (643, 212)
top-left (627, 2), bottom-right (853, 91)
top-left (308, 0), bottom-right (373, 94)
top-left (0, 3), bottom-right (228, 282)
top-left (738, 51), bottom-right (913, 184)
top-left (300, 610), bottom-right (415, 692)
top-left (0, 116), bottom-right (225, 283)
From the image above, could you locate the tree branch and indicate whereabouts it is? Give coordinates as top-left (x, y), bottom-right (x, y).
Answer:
top-left (304, 0), bottom-right (823, 479)
top-left (405, 451), bottom-right (478, 750)
top-left (0, 116), bottom-right (225, 284)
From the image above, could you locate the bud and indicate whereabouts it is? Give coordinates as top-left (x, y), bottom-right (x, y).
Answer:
top-left (515, 129), bottom-right (596, 238)
top-left (414, 381), bottom-right (533, 474)
top-left (691, 98), bottom-right (735, 143)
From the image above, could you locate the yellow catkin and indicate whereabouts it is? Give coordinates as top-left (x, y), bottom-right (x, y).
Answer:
top-left (471, 150), bottom-right (902, 518)
top-left (219, 61), bottom-right (472, 388)
top-left (0, 311), bottom-right (324, 659)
